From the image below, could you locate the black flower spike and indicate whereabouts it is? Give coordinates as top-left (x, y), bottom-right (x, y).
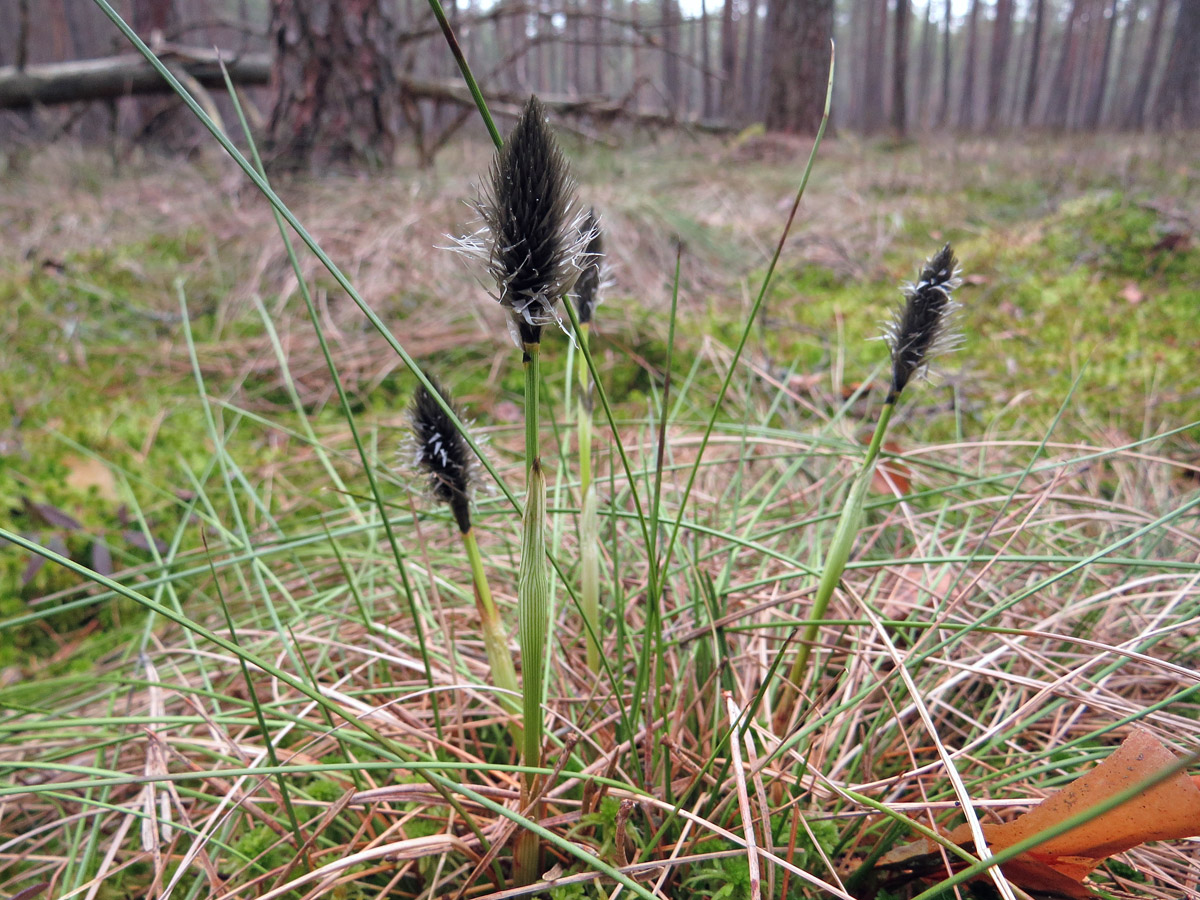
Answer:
top-left (410, 378), bottom-right (474, 534)
top-left (453, 96), bottom-right (592, 348)
top-left (885, 243), bottom-right (963, 404)
top-left (571, 208), bottom-right (605, 326)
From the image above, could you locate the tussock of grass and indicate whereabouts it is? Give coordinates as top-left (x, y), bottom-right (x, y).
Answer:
top-left (1, 124), bottom-right (1198, 900)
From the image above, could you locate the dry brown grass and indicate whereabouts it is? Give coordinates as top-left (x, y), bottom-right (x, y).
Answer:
top-left (2, 132), bottom-right (1199, 900)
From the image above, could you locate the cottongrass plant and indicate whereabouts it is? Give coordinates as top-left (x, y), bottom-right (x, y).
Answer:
top-left (452, 94), bottom-right (594, 884)
top-left (775, 244), bottom-right (963, 731)
top-left (571, 209), bottom-right (606, 672)
top-left (409, 378), bottom-right (521, 740)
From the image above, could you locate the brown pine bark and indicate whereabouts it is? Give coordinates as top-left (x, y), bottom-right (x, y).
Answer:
top-left (891, 0), bottom-right (910, 136)
top-left (592, 0), bottom-right (605, 94)
top-left (267, 0), bottom-right (402, 171)
top-left (720, 0), bottom-right (737, 116)
top-left (763, 0), bottom-right (833, 132)
top-left (915, 0), bottom-right (935, 128)
top-left (701, 0), bottom-right (714, 117)
top-left (1043, 0), bottom-right (1085, 128)
top-left (1022, 0), bottom-right (1045, 123)
top-left (986, 0), bottom-right (1014, 130)
top-left (1123, 0), bottom-right (1167, 128)
top-left (861, 0), bottom-right (888, 132)
top-left (1152, 0), bottom-right (1200, 128)
top-left (741, 0), bottom-right (760, 117)
top-left (1110, 0), bottom-right (1142, 115)
top-left (936, 0), bottom-right (952, 126)
top-left (957, 0), bottom-right (981, 128)
top-left (1082, 0), bottom-right (1119, 128)
top-left (662, 0), bottom-right (681, 112)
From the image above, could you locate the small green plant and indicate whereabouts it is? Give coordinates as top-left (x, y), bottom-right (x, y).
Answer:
top-left (774, 244), bottom-right (963, 731)
top-left (450, 95), bottom-right (597, 884)
top-left (570, 208), bottom-right (606, 672)
top-left (409, 377), bottom-right (521, 740)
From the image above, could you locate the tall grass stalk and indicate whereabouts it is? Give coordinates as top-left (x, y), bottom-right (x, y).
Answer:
top-left (408, 379), bottom-right (522, 741)
top-left (572, 210), bottom-right (604, 672)
top-left (774, 244), bottom-right (961, 731)
top-left (449, 94), bottom-right (591, 882)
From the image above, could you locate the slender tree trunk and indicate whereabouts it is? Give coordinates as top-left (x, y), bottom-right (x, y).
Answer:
top-left (632, 0), bottom-right (644, 108)
top-left (592, 0), bottom-right (604, 94)
top-left (986, 0), bottom-right (1014, 130)
top-left (1023, 0), bottom-right (1046, 123)
top-left (701, 0), bottom-right (714, 116)
top-left (862, 0), bottom-right (887, 131)
top-left (1005, 4), bottom-right (1031, 123)
top-left (1043, 0), bottom-right (1085, 127)
top-left (720, 0), bottom-right (737, 116)
top-left (957, 0), bottom-right (980, 129)
top-left (914, 0), bottom-right (935, 128)
top-left (1072, 0), bottom-right (1100, 127)
top-left (662, 0), bottom-right (681, 112)
top-left (742, 0), bottom-right (761, 117)
top-left (1110, 0), bottom-right (1142, 118)
top-left (1152, 0), bottom-right (1200, 128)
top-left (1083, 0), bottom-right (1119, 128)
top-left (1123, 0), bottom-right (1168, 127)
top-left (936, 0), bottom-right (952, 126)
top-left (569, 0), bottom-right (583, 93)
top-left (891, 0), bottom-right (910, 135)
top-left (683, 11), bottom-right (696, 114)
top-left (763, 0), bottom-right (834, 132)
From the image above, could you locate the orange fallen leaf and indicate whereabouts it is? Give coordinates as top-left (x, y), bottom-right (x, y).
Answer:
top-left (879, 729), bottom-right (1200, 897)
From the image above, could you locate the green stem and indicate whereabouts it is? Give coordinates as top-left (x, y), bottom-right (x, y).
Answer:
top-left (575, 323), bottom-right (601, 672)
top-left (516, 340), bottom-right (549, 884)
top-left (515, 460), bottom-right (551, 884)
top-left (423, 0), bottom-right (502, 148)
top-left (462, 526), bottom-right (522, 743)
top-left (524, 343), bottom-right (541, 472)
top-left (776, 401), bottom-right (895, 727)
top-left (576, 323), bottom-right (593, 495)
top-left (580, 485), bottom-right (601, 673)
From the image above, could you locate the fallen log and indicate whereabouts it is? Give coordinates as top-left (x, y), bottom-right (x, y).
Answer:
top-left (0, 45), bottom-right (733, 133)
top-left (0, 48), bottom-right (271, 110)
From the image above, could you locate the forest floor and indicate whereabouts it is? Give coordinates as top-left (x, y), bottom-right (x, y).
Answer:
top-left (1, 131), bottom-right (1198, 900)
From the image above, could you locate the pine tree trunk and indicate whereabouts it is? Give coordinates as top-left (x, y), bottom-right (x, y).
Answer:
top-left (1082, 0), bottom-right (1119, 128)
top-left (915, 0), bottom-right (935, 128)
top-left (862, 0), bottom-right (887, 132)
top-left (267, 0), bottom-right (402, 171)
top-left (763, 0), bottom-right (833, 132)
top-left (720, 0), bottom-right (737, 116)
top-left (662, 0), bottom-right (681, 112)
top-left (956, 0), bottom-right (980, 129)
top-left (1043, 0), bottom-right (1084, 127)
top-left (891, 0), bottom-right (910, 135)
top-left (1152, 0), bottom-right (1200, 128)
top-left (592, 0), bottom-right (605, 94)
top-left (1022, 0), bottom-right (1046, 123)
top-left (1110, 0), bottom-right (1142, 117)
top-left (701, 0), bottom-right (714, 117)
top-left (936, 0), bottom-right (952, 126)
top-left (986, 0), bottom-right (1014, 130)
top-left (1122, 0), bottom-right (1167, 128)
top-left (742, 0), bottom-right (760, 117)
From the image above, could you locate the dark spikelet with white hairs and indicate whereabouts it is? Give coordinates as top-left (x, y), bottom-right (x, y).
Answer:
top-left (885, 243), bottom-right (963, 403)
top-left (451, 96), bottom-right (592, 348)
top-left (572, 208), bottom-right (604, 325)
top-left (410, 379), bottom-right (473, 534)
